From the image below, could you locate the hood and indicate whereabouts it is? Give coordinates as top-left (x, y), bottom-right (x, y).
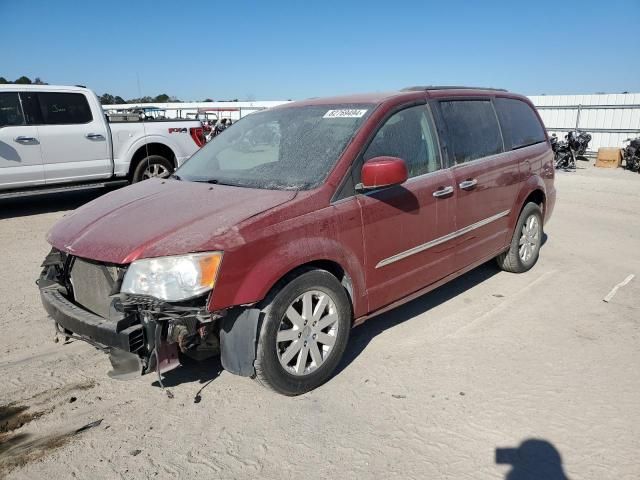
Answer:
top-left (47, 179), bottom-right (296, 264)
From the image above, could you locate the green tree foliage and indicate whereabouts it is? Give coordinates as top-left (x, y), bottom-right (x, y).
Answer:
top-left (14, 76), bottom-right (32, 84)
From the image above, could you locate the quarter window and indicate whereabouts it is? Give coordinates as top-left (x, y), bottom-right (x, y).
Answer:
top-left (38, 92), bottom-right (92, 124)
top-left (0, 92), bottom-right (25, 126)
top-left (494, 97), bottom-right (546, 150)
top-left (439, 100), bottom-right (503, 164)
top-left (363, 104), bottom-right (441, 178)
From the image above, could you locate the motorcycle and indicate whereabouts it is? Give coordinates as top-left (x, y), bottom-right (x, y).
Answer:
top-left (551, 131), bottom-right (592, 170)
top-left (622, 137), bottom-right (640, 173)
top-left (567, 130), bottom-right (592, 157)
top-left (550, 133), bottom-right (574, 170)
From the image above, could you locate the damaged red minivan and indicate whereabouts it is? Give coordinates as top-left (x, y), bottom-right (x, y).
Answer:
top-left (39, 87), bottom-right (555, 395)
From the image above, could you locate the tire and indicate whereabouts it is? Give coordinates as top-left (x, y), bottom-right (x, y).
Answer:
top-left (131, 155), bottom-right (173, 183)
top-left (254, 269), bottom-right (351, 395)
top-left (496, 202), bottom-right (543, 273)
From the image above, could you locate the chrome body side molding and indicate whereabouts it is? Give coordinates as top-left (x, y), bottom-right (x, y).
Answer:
top-left (376, 210), bottom-right (510, 268)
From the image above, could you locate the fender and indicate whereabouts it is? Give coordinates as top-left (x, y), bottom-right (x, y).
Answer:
top-left (124, 134), bottom-right (180, 165)
top-left (510, 174), bottom-right (547, 231)
top-left (210, 236), bottom-right (367, 318)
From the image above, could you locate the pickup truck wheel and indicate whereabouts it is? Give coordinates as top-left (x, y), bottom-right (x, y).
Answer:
top-left (132, 155), bottom-right (173, 183)
top-left (254, 269), bottom-right (351, 395)
top-left (496, 202), bottom-right (543, 273)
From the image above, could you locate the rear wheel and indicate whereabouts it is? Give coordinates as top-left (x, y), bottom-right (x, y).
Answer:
top-left (254, 269), bottom-right (351, 395)
top-left (132, 155), bottom-right (173, 183)
top-left (496, 202), bottom-right (543, 273)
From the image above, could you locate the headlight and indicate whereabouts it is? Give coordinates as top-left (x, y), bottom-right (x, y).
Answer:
top-left (121, 252), bottom-right (222, 301)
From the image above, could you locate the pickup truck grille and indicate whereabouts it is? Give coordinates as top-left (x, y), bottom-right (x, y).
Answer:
top-left (69, 258), bottom-right (121, 319)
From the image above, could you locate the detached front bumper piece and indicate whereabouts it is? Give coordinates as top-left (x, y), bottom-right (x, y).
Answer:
top-left (40, 285), bottom-right (144, 352)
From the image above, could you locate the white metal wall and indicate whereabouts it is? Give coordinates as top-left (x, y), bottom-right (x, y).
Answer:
top-left (103, 93), bottom-right (640, 152)
top-left (528, 93), bottom-right (640, 153)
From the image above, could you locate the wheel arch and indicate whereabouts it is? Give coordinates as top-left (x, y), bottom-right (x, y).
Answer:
top-left (511, 176), bottom-right (547, 231)
top-left (127, 142), bottom-right (177, 178)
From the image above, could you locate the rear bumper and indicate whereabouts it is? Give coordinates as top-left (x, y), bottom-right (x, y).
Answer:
top-left (40, 286), bottom-right (144, 353)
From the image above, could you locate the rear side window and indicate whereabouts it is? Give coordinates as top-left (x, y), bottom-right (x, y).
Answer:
top-left (0, 92), bottom-right (25, 126)
top-left (38, 92), bottom-right (92, 124)
top-left (19, 92), bottom-right (44, 125)
top-left (439, 100), bottom-right (503, 164)
top-left (494, 98), bottom-right (546, 150)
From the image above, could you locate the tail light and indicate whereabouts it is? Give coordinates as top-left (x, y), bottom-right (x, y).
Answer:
top-left (189, 127), bottom-right (206, 147)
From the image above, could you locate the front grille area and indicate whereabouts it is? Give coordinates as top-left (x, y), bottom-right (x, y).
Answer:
top-left (70, 258), bottom-right (121, 319)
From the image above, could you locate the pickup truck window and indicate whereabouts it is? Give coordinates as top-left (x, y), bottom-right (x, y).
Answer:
top-left (0, 92), bottom-right (25, 126)
top-left (177, 104), bottom-right (374, 190)
top-left (439, 100), bottom-right (503, 164)
top-left (38, 92), bottom-right (92, 125)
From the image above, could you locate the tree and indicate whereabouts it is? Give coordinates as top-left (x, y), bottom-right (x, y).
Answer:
top-left (114, 96), bottom-right (126, 104)
top-left (14, 76), bottom-right (32, 84)
top-left (154, 93), bottom-right (170, 103)
top-left (202, 98), bottom-right (214, 102)
top-left (33, 77), bottom-right (47, 85)
top-left (99, 93), bottom-right (115, 105)
top-left (0, 77), bottom-right (8, 84)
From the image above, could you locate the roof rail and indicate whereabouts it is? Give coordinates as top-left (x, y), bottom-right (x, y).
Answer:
top-left (401, 85), bottom-right (508, 92)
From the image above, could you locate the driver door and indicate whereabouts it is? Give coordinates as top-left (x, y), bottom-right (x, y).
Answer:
top-left (0, 91), bottom-right (45, 190)
top-left (355, 104), bottom-right (458, 312)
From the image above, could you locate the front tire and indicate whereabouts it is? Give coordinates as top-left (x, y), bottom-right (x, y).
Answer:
top-left (254, 269), bottom-right (351, 395)
top-left (131, 155), bottom-right (173, 183)
top-left (496, 202), bottom-right (543, 273)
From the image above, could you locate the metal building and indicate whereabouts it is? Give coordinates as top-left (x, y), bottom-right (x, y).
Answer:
top-left (529, 93), bottom-right (640, 153)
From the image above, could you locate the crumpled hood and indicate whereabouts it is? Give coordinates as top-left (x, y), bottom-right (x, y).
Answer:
top-left (47, 179), bottom-right (296, 264)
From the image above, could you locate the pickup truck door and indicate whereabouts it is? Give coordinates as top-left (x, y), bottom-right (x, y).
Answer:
top-left (0, 91), bottom-right (45, 190)
top-left (34, 91), bottom-right (112, 184)
top-left (355, 103), bottom-right (458, 313)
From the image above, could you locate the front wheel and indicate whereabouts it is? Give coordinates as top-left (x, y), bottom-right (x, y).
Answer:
top-left (132, 155), bottom-right (173, 183)
top-left (254, 269), bottom-right (351, 395)
top-left (496, 202), bottom-right (543, 273)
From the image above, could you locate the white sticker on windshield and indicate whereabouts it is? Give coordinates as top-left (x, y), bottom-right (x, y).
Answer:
top-left (323, 109), bottom-right (368, 119)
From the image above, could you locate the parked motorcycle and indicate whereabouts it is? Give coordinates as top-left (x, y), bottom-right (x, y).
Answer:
top-left (622, 137), bottom-right (640, 173)
top-left (567, 130), bottom-right (592, 157)
top-left (550, 131), bottom-right (592, 170)
top-left (550, 133), bottom-right (574, 170)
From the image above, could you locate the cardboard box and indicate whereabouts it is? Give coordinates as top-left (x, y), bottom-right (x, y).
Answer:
top-left (595, 148), bottom-right (622, 168)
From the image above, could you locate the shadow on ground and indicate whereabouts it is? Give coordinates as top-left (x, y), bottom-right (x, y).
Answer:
top-left (0, 188), bottom-right (113, 220)
top-left (152, 356), bottom-right (223, 403)
top-left (496, 438), bottom-right (570, 479)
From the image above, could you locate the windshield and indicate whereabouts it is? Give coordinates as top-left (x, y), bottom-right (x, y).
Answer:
top-left (177, 104), bottom-right (374, 190)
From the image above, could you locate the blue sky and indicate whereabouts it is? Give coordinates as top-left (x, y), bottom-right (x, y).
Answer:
top-left (1, 0), bottom-right (638, 101)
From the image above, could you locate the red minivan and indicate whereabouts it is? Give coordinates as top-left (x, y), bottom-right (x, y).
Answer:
top-left (39, 87), bottom-right (555, 395)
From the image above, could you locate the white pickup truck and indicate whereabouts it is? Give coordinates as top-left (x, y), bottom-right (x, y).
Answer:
top-left (0, 84), bottom-right (204, 198)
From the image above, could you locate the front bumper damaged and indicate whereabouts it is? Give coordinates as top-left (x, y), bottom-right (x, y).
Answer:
top-left (37, 249), bottom-right (217, 379)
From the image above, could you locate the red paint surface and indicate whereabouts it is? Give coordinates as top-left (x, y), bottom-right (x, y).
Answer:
top-left (47, 88), bottom-right (556, 322)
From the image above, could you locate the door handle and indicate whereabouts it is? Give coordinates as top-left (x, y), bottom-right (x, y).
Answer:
top-left (459, 179), bottom-right (478, 190)
top-left (432, 186), bottom-right (454, 198)
top-left (85, 133), bottom-right (105, 140)
top-left (14, 136), bottom-right (37, 143)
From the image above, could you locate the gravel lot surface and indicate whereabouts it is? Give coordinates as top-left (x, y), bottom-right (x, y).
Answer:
top-left (1, 164), bottom-right (638, 479)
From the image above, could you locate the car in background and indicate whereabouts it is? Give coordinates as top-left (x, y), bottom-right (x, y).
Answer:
top-left (38, 86), bottom-right (555, 395)
top-left (0, 85), bottom-right (205, 198)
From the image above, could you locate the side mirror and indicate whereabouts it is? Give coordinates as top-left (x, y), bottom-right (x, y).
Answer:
top-left (358, 156), bottom-right (408, 191)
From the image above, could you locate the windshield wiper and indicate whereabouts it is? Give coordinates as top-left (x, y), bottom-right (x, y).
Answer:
top-left (190, 178), bottom-right (245, 187)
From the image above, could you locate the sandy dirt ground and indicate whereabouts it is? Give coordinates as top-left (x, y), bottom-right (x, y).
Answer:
top-left (1, 163), bottom-right (638, 479)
